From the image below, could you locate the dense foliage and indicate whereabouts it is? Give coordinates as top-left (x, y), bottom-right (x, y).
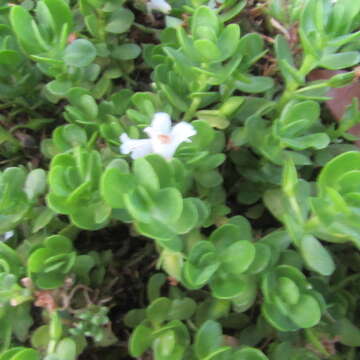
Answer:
top-left (0, 0), bottom-right (360, 359)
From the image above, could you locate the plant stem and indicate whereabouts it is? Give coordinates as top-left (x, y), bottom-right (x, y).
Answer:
top-left (183, 97), bottom-right (201, 122)
top-left (304, 328), bottom-right (330, 357)
top-left (221, 80), bottom-right (236, 101)
top-left (87, 131), bottom-right (99, 150)
top-left (294, 81), bottom-right (328, 94)
top-left (96, 10), bottom-right (107, 42)
top-left (133, 22), bottom-right (160, 35)
top-left (0, 318), bottom-right (12, 353)
top-left (331, 273), bottom-right (360, 292)
top-left (299, 54), bottom-right (316, 77)
top-left (59, 224), bottom-right (81, 240)
top-left (277, 54), bottom-right (317, 112)
top-left (47, 340), bottom-right (57, 355)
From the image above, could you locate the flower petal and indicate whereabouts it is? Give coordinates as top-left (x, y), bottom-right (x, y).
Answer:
top-left (171, 122), bottom-right (197, 146)
top-left (120, 133), bottom-right (153, 159)
top-left (3, 231), bottom-right (14, 241)
top-left (150, 112), bottom-right (172, 135)
top-left (148, 0), bottom-right (172, 13)
top-left (152, 143), bottom-right (178, 159)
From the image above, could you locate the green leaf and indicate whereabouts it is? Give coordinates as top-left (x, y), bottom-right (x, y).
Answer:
top-left (129, 323), bottom-right (153, 357)
top-left (275, 35), bottom-right (296, 85)
top-left (47, 79), bottom-right (72, 97)
top-left (0, 348), bottom-right (35, 360)
top-left (105, 8), bottom-right (134, 34)
top-left (147, 297), bottom-right (171, 324)
top-left (194, 39), bottom-right (221, 62)
top-left (233, 347), bottom-right (268, 360)
top-left (32, 207), bottom-right (55, 233)
top-left (319, 52), bottom-right (360, 70)
top-left (13, 304), bottom-right (33, 342)
top-left (183, 241), bottom-right (219, 287)
top-left (217, 24), bottom-right (240, 60)
top-left (159, 84), bottom-right (189, 112)
top-left (153, 330), bottom-right (176, 358)
top-left (112, 43), bottom-right (141, 60)
top-left (237, 33), bottom-right (265, 70)
top-left (280, 100), bottom-right (320, 125)
top-left (192, 6), bottom-right (219, 39)
top-left (55, 338), bottom-right (76, 360)
top-left (262, 302), bottom-right (298, 332)
top-left (219, 97), bottom-right (244, 117)
top-left (282, 156), bottom-right (298, 195)
top-left (31, 325), bottom-right (51, 350)
top-left (195, 169), bottom-right (223, 188)
top-left (210, 272), bottom-right (252, 299)
top-left (0, 243), bottom-right (22, 274)
top-left (43, 355), bottom-right (61, 360)
top-left (231, 278), bottom-right (257, 313)
top-left (0, 50), bottom-right (22, 68)
top-left (124, 309), bottom-right (146, 328)
top-left (300, 235), bottom-right (335, 276)
top-left (70, 202), bottom-right (109, 231)
top-left (63, 125), bottom-right (88, 147)
top-left (64, 39), bottom-right (97, 67)
top-left (42, 0), bottom-right (73, 34)
top-left (10, 6), bottom-right (45, 54)
top-left (46, 235), bottom-right (72, 253)
top-left (246, 243), bottom-right (271, 274)
top-left (219, 0), bottom-right (246, 22)
top-left (25, 169), bottom-right (46, 200)
top-left (147, 273), bottom-right (166, 303)
top-left (35, 273), bottom-right (65, 289)
top-left (133, 157), bottom-right (160, 192)
top-left (318, 151), bottom-right (360, 194)
top-left (221, 241), bottom-right (256, 274)
top-left (210, 224), bottom-right (242, 250)
top-left (168, 298), bottom-right (197, 321)
top-left (28, 248), bottom-right (53, 273)
top-left (172, 198), bottom-right (199, 233)
top-left (289, 294), bottom-right (321, 328)
top-left (124, 186), bottom-right (153, 221)
top-left (100, 167), bottom-right (135, 208)
top-left (278, 277), bottom-right (300, 305)
top-left (135, 219), bottom-right (177, 242)
top-left (283, 133), bottom-right (330, 150)
top-left (235, 76), bottom-right (274, 93)
top-left (196, 111), bottom-right (229, 130)
top-left (145, 154), bottom-right (173, 188)
top-left (12, 349), bottom-right (40, 360)
top-left (194, 320), bottom-right (223, 359)
top-left (151, 188), bottom-right (183, 224)
top-left (334, 318), bottom-right (360, 346)
top-left (72, 255), bottom-right (95, 284)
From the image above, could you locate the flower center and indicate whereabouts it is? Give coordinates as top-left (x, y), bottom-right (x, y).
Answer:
top-left (157, 134), bottom-right (172, 144)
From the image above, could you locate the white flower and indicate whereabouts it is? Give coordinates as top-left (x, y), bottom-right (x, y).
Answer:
top-left (2, 231), bottom-right (14, 241)
top-left (120, 112), bottom-right (196, 160)
top-left (147, 0), bottom-right (172, 14)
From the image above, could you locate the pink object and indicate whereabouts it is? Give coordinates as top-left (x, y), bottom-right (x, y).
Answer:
top-left (309, 69), bottom-right (360, 145)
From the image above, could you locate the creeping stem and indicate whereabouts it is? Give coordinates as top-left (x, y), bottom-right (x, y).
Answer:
top-left (304, 328), bottom-right (330, 357)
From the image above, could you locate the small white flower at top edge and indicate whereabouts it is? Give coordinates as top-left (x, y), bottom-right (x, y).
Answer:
top-left (120, 112), bottom-right (196, 160)
top-left (2, 231), bottom-right (14, 241)
top-left (147, 0), bottom-right (172, 14)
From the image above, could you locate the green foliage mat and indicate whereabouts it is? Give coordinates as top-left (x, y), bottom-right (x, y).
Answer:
top-left (0, 0), bottom-right (360, 359)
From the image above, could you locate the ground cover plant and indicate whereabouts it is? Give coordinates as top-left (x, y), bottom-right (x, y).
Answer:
top-left (0, 0), bottom-right (360, 359)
